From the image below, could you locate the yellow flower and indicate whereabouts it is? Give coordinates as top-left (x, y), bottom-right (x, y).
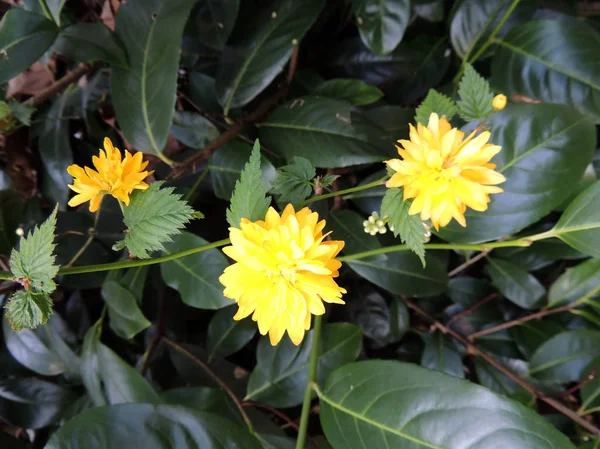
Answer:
top-left (219, 205), bottom-right (346, 346)
top-left (67, 137), bottom-right (153, 212)
top-left (492, 94), bottom-right (507, 111)
top-left (386, 113), bottom-right (506, 230)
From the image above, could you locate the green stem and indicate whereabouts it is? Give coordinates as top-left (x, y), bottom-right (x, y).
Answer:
top-left (295, 314), bottom-right (322, 449)
top-left (185, 167), bottom-right (210, 202)
top-left (39, 0), bottom-right (54, 22)
top-left (300, 177), bottom-right (387, 207)
top-left (155, 151), bottom-right (175, 167)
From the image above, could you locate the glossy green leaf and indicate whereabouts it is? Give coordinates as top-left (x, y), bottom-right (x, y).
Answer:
top-left (319, 360), bottom-right (575, 449)
top-left (437, 104), bottom-right (595, 243)
top-left (46, 0), bottom-right (67, 25)
top-left (311, 78), bottom-right (383, 106)
top-left (329, 210), bottom-right (381, 257)
top-left (486, 257), bottom-right (545, 309)
top-left (259, 97), bottom-right (393, 168)
top-left (188, 72), bottom-right (221, 111)
top-left (246, 323), bottom-right (361, 408)
top-left (0, 9), bottom-right (58, 84)
top-left (492, 20), bottom-right (600, 122)
top-left (160, 232), bottom-right (230, 309)
top-left (447, 276), bottom-right (491, 307)
top-left (53, 23), bottom-right (127, 68)
top-left (101, 280), bottom-right (150, 340)
top-left (216, 0), bottom-right (324, 112)
top-left (529, 330), bottom-right (600, 383)
top-left (351, 0), bottom-right (411, 55)
top-left (475, 358), bottom-right (532, 405)
top-left (548, 259), bottom-right (600, 308)
top-left (207, 305), bottom-right (256, 362)
top-left (190, 0), bottom-right (240, 51)
top-left (0, 378), bottom-right (75, 429)
top-left (579, 357), bottom-right (600, 414)
top-left (171, 111), bottom-right (219, 149)
top-left (160, 386), bottom-right (242, 424)
top-left (421, 331), bottom-right (465, 378)
top-left (553, 181), bottom-right (600, 258)
top-left (415, 89), bottom-right (457, 125)
top-left (510, 320), bottom-right (563, 360)
top-left (46, 403), bottom-right (262, 449)
top-left (111, 0), bottom-right (196, 154)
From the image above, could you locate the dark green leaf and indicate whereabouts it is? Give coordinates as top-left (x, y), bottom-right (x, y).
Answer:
top-left (548, 259), bottom-right (600, 308)
top-left (46, 0), bottom-right (67, 25)
top-left (113, 181), bottom-right (195, 259)
top-left (226, 140), bottom-right (271, 227)
top-left (216, 0), bottom-right (324, 112)
top-left (320, 360), bottom-right (575, 449)
top-left (46, 403), bottom-right (262, 449)
top-left (207, 305), bottom-right (256, 362)
top-left (311, 78), bottom-right (383, 106)
top-left (437, 104), bottom-right (595, 243)
top-left (190, 0), bottom-right (240, 51)
top-left (160, 232), bottom-right (230, 309)
top-left (475, 358), bottom-right (533, 405)
top-left (492, 20), bottom-right (600, 122)
top-left (260, 97), bottom-right (393, 168)
top-left (529, 330), bottom-right (600, 383)
top-left (111, 0), bottom-right (197, 154)
top-left (457, 63), bottom-right (494, 122)
top-left (351, 0), bottom-right (411, 55)
top-left (53, 23), bottom-right (128, 68)
top-left (486, 257), bottom-right (545, 309)
top-left (4, 290), bottom-right (53, 331)
top-left (271, 156), bottom-right (315, 206)
top-left (447, 276), bottom-right (491, 307)
top-left (415, 89), bottom-right (457, 125)
top-left (510, 320), bottom-right (564, 360)
top-left (381, 188), bottom-right (426, 265)
top-left (246, 323), bottom-right (362, 408)
top-left (171, 111), bottom-right (219, 149)
top-left (101, 280), bottom-right (150, 340)
top-left (579, 357), bottom-right (600, 414)
top-left (329, 210), bottom-right (382, 257)
top-left (0, 9), bottom-right (58, 84)
top-left (421, 331), bottom-right (465, 378)
top-left (553, 181), bottom-right (600, 258)
top-left (188, 72), bottom-right (221, 111)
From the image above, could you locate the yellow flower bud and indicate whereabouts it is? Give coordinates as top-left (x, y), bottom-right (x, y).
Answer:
top-left (492, 94), bottom-right (507, 111)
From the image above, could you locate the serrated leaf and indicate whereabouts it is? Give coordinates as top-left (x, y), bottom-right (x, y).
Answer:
top-left (113, 182), bottom-right (195, 259)
top-left (457, 63), bottom-right (494, 122)
top-left (319, 174), bottom-right (339, 188)
top-left (271, 156), bottom-right (316, 206)
top-left (3, 290), bottom-right (53, 331)
top-left (7, 101), bottom-right (35, 126)
top-left (9, 207), bottom-right (58, 293)
top-left (415, 89), bottom-right (457, 125)
top-left (226, 139), bottom-right (271, 228)
top-left (380, 188), bottom-right (426, 266)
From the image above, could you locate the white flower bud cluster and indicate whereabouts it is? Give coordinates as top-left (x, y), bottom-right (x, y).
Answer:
top-left (363, 212), bottom-right (387, 235)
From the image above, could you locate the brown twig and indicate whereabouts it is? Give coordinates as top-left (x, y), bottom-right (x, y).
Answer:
top-left (448, 248), bottom-right (493, 277)
top-left (400, 297), bottom-right (600, 437)
top-left (446, 292), bottom-right (501, 326)
top-left (162, 336), bottom-right (255, 433)
top-left (287, 46), bottom-right (300, 85)
top-left (24, 64), bottom-right (92, 108)
top-left (140, 292), bottom-right (167, 377)
top-left (557, 369), bottom-right (597, 398)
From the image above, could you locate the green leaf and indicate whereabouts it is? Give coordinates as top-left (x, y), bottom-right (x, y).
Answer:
top-left (457, 63), bottom-right (494, 122)
top-left (46, 0), bottom-right (67, 25)
top-left (447, 276), bottom-right (491, 307)
top-left (492, 20), bottom-right (600, 122)
top-left (246, 323), bottom-right (362, 408)
top-left (421, 331), bottom-right (465, 378)
top-left (553, 181), bottom-right (600, 258)
top-left (311, 78), bottom-right (383, 106)
top-left (207, 305), bottom-right (256, 362)
top-left (186, 0), bottom-right (240, 52)
top-left (188, 72), bottom-right (220, 111)
top-left (548, 259), bottom-right (600, 308)
top-left (351, 0), bottom-right (411, 55)
top-left (329, 210), bottom-right (382, 257)
top-left (81, 324), bottom-right (160, 406)
top-left (475, 357), bottom-right (533, 405)
top-left (209, 140), bottom-right (277, 200)
top-left (529, 330), bottom-right (600, 383)
top-left (113, 181), bottom-right (195, 259)
top-left (510, 320), bottom-right (563, 360)
top-left (9, 207), bottom-right (58, 293)
top-left (101, 280), bottom-right (150, 340)
top-left (111, 0), bottom-right (197, 154)
top-left (437, 104), bottom-right (595, 243)
top-left (0, 378), bottom-right (76, 429)
top-left (380, 188), bottom-right (426, 266)
top-left (160, 232), bottom-right (230, 309)
top-left (226, 140), bottom-right (271, 228)
top-left (7, 101), bottom-right (35, 126)
top-left (45, 403), bottom-right (262, 449)
top-left (171, 111), bottom-right (220, 149)
top-left (319, 360), bottom-right (576, 449)
top-left (259, 97), bottom-right (393, 168)
top-left (216, 0), bottom-right (324, 112)
top-left (0, 9), bottom-right (58, 84)
top-left (579, 357), bottom-right (600, 414)
top-left (53, 23), bottom-right (127, 68)
top-left (271, 156), bottom-right (316, 206)
top-left (4, 290), bottom-right (53, 331)
top-left (414, 89), bottom-right (457, 125)
top-left (486, 257), bottom-right (545, 310)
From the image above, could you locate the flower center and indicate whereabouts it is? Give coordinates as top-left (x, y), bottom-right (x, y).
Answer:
top-left (268, 265), bottom-right (298, 286)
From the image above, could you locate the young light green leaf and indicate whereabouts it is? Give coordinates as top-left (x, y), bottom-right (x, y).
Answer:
top-left (271, 156), bottom-right (316, 206)
top-left (4, 290), bottom-right (53, 331)
top-left (381, 188), bottom-right (426, 266)
top-left (457, 63), bottom-right (494, 122)
top-left (113, 182), bottom-right (195, 259)
top-left (8, 100), bottom-right (35, 126)
top-left (10, 207), bottom-right (58, 293)
top-left (226, 139), bottom-right (271, 228)
top-left (415, 89), bottom-right (457, 125)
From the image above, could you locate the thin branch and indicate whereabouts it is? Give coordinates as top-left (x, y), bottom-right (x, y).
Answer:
top-left (162, 336), bottom-right (254, 433)
top-left (140, 291), bottom-right (167, 377)
top-left (446, 293), bottom-right (501, 326)
top-left (448, 248), bottom-right (493, 277)
top-left (24, 64), bottom-right (92, 108)
top-left (400, 297), bottom-right (600, 437)
top-left (287, 46), bottom-right (300, 85)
